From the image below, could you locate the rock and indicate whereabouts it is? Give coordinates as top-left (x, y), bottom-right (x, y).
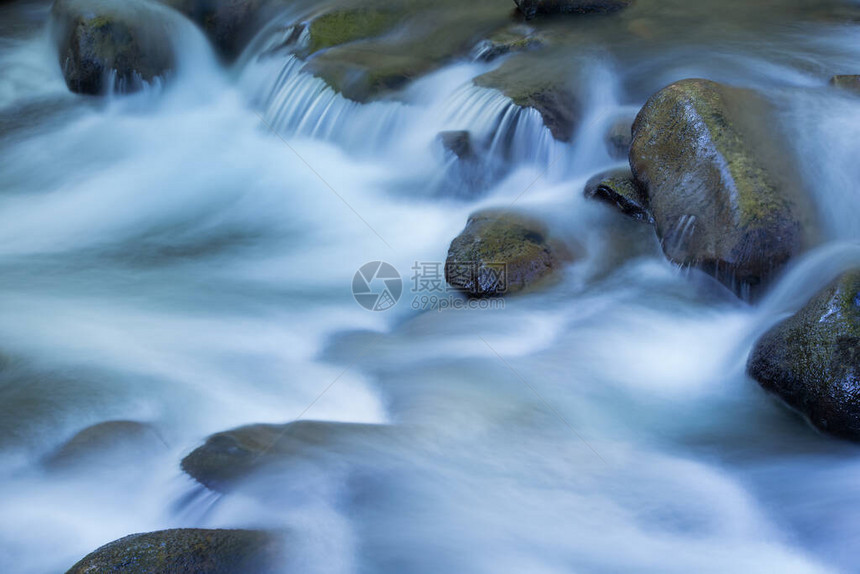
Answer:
top-left (445, 210), bottom-right (571, 297)
top-left (182, 420), bottom-right (387, 492)
top-left (161, 0), bottom-right (268, 60)
top-left (471, 25), bottom-right (543, 62)
top-left (474, 56), bottom-right (579, 141)
top-left (50, 0), bottom-right (177, 95)
top-left (605, 114), bottom-right (633, 160)
top-left (300, 1), bottom-right (511, 102)
top-left (584, 168), bottom-right (652, 224)
top-left (629, 78), bottom-right (817, 297)
top-left (44, 420), bottom-right (166, 471)
top-left (438, 130), bottom-right (475, 161)
top-left (830, 75), bottom-right (860, 95)
top-left (514, 0), bottom-right (633, 20)
top-left (65, 528), bottom-right (284, 574)
top-left (304, 7), bottom-right (402, 54)
top-left (748, 271), bottom-right (860, 441)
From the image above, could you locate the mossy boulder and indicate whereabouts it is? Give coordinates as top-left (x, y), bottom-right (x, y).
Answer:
top-left (300, 0), bottom-right (511, 102)
top-left (445, 210), bottom-right (572, 297)
top-left (629, 78), bottom-right (817, 297)
top-left (748, 270), bottom-right (860, 441)
top-left (584, 168), bottom-right (652, 224)
top-left (830, 75), bottom-right (860, 95)
top-left (51, 0), bottom-right (177, 95)
top-left (182, 420), bottom-right (387, 492)
top-left (474, 55), bottom-right (579, 141)
top-left (65, 528), bottom-right (284, 574)
top-left (44, 420), bottom-right (166, 471)
top-left (305, 7), bottom-right (402, 54)
top-left (513, 0), bottom-right (633, 20)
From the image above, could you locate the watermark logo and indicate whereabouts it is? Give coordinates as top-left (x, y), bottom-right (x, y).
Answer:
top-left (352, 261), bottom-right (403, 311)
top-left (352, 261), bottom-right (506, 312)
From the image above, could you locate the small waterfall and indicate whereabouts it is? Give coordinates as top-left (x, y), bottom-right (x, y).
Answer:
top-left (443, 84), bottom-right (561, 168)
top-left (243, 55), bottom-right (406, 152)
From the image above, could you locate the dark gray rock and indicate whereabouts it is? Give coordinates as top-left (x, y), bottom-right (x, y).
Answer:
top-left (748, 270), bottom-right (860, 441)
top-left (513, 0), bottom-right (633, 20)
top-left (65, 528), bottom-right (285, 574)
top-left (438, 130), bottom-right (475, 161)
top-left (51, 0), bottom-right (176, 95)
top-left (161, 0), bottom-right (270, 60)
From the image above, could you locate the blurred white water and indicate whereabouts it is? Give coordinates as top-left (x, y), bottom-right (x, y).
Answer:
top-left (0, 1), bottom-right (859, 573)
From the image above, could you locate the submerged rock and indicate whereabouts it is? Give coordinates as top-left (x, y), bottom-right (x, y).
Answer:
top-left (830, 75), bottom-right (860, 95)
top-left (584, 168), bottom-right (652, 224)
top-left (474, 55), bottom-right (579, 141)
top-left (182, 420), bottom-right (388, 492)
top-left (748, 271), bottom-right (860, 441)
top-left (51, 0), bottom-right (176, 95)
top-left (604, 114), bottom-right (633, 160)
top-left (445, 210), bottom-right (572, 297)
top-left (629, 78), bottom-right (817, 297)
top-left (514, 0), bottom-right (633, 20)
top-left (65, 528), bottom-right (284, 574)
top-left (438, 130), bottom-right (475, 161)
top-left (471, 25), bottom-right (543, 61)
top-left (44, 420), bottom-right (166, 471)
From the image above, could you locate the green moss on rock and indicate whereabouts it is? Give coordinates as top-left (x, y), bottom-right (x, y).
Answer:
top-left (301, 0), bottom-right (511, 101)
top-left (629, 78), bottom-right (818, 298)
top-left (307, 8), bottom-right (401, 53)
top-left (748, 270), bottom-right (860, 441)
top-left (474, 54), bottom-right (579, 141)
top-left (584, 168), bottom-right (652, 224)
top-left (182, 420), bottom-right (388, 492)
top-left (445, 209), bottom-right (574, 297)
top-left (65, 528), bottom-right (285, 574)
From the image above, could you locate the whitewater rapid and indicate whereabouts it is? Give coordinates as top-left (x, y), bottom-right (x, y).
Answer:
top-left (1, 1), bottom-right (860, 573)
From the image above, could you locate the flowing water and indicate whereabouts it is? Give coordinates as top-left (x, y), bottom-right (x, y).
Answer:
top-left (1, 0), bottom-right (860, 572)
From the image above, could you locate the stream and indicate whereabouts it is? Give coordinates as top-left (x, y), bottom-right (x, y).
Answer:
top-left (1, 0), bottom-right (860, 572)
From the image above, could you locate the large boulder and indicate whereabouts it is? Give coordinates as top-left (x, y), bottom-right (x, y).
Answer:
top-left (513, 0), bottom-right (633, 20)
top-left (182, 420), bottom-right (388, 492)
top-left (748, 270), bottom-right (860, 441)
top-left (445, 210), bottom-right (572, 297)
top-left (629, 78), bottom-right (817, 297)
top-left (65, 528), bottom-right (284, 574)
top-left (51, 0), bottom-right (177, 95)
